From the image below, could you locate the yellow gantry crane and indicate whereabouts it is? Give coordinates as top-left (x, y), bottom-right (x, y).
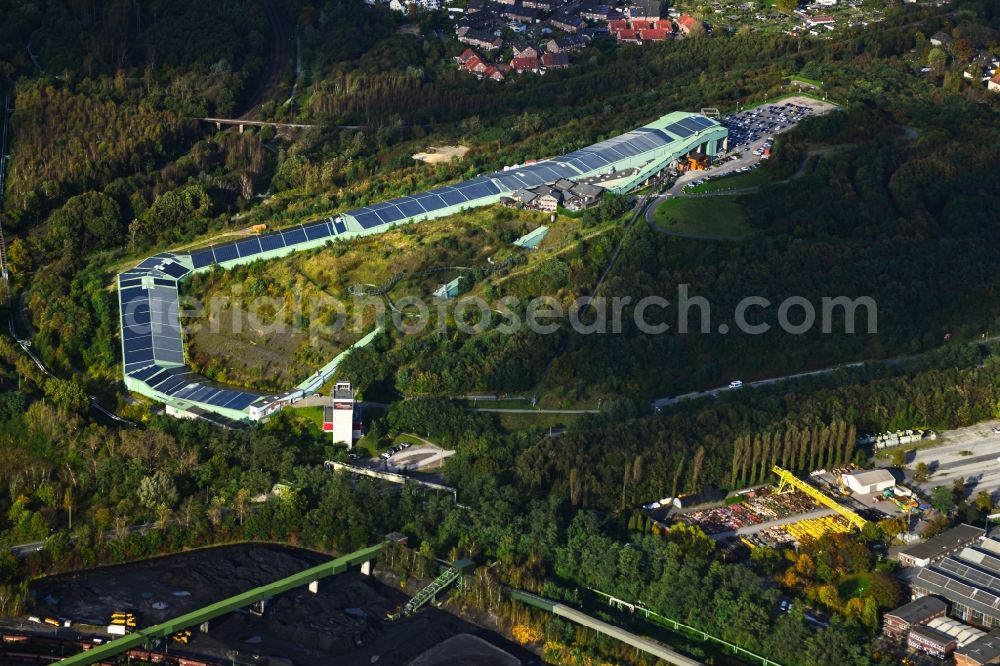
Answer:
top-left (771, 466), bottom-right (869, 531)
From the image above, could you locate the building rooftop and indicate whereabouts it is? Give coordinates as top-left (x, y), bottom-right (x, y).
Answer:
top-left (957, 629), bottom-right (1000, 664)
top-left (914, 538), bottom-right (1000, 622)
top-left (885, 596), bottom-right (947, 625)
top-left (843, 469), bottom-right (894, 487)
top-left (926, 617), bottom-right (986, 647)
top-left (909, 624), bottom-right (956, 645)
top-left (901, 524), bottom-right (985, 563)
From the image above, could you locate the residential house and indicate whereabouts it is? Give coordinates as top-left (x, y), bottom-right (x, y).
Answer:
top-left (512, 41), bottom-right (540, 59)
top-left (676, 14), bottom-right (703, 34)
top-left (616, 28), bottom-right (640, 43)
top-left (580, 3), bottom-right (615, 21)
top-left (638, 27), bottom-right (671, 41)
top-left (547, 35), bottom-right (588, 52)
top-left (550, 14), bottom-right (588, 33)
top-left (533, 188), bottom-right (561, 211)
top-left (459, 29), bottom-right (504, 51)
top-left (503, 5), bottom-right (538, 23)
top-left (990, 72), bottom-right (1000, 93)
top-left (523, 0), bottom-right (557, 10)
top-left (510, 56), bottom-right (541, 73)
top-left (456, 48), bottom-right (480, 65)
top-left (627, 0), bottom-right (661, 20)
top-left (541, 51), bottom-right (570, 68)
top-left (930, 31), bottom-right (953, 48)
top-left (805, 15), bottom-right (836, 27)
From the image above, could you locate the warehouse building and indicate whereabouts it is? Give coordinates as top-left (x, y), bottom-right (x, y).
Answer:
top-left (842, 468), bottom-right (895, 494)
top-left (118, 112), bottom-right (727, 423)
top-left (900, 524), bottom-right (986, 568)
top-left (912, 535), bottom-right (1000, 628)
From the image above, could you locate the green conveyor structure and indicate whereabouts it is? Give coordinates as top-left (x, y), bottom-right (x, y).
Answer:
top-left (54, 543), bottom-right (383, 666)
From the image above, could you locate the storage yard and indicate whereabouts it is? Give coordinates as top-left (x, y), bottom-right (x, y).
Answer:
top-left (25, 544), bottom-right (528, 666)
top-left (905, 420), bottom-right (1000, 499)
top-left (676, 488), bottom-right (822, 535)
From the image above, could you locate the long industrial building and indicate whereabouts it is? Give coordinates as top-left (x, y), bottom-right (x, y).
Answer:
top-left (117, 112), bottom-right (727, 423)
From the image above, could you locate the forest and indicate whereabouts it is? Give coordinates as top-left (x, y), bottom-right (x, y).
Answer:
top-left (0, 0), bottom-right (999, 663)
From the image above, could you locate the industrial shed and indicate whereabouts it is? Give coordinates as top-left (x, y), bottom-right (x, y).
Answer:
top-left (842, 469), bottom-right (895, 494)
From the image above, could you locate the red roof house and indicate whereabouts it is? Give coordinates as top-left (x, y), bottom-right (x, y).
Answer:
top-left (510, 56), bottom-right (540, 73)
top-left (676, 14), bottom-right (702, 34)
top-left (541, 51), bottom-right (569, 68)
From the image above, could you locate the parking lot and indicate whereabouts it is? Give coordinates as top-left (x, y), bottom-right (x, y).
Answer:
top-left (906, 420), bottom-right (1000, 499)
top-left (663, 96), bottom-right (838, 196)
top-left (720, 100), bottom-right (816, 152)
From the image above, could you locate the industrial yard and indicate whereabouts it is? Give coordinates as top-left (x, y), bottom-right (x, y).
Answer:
top-left (25, 544), bottom-right (527, 666)
top-left (904, 420), bottom-right (1000, 499)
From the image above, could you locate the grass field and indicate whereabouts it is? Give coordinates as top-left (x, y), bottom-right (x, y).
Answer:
top-left (837, 573), bottom-right (871, 601)
top-left (291, 405), bottom-right (326, 431)
top-left (497, 412), bottom-right (582, 432)
top-left (684, 168), bottom-right (776, 194)
top-left (653, 197), bottom-right (754, 240)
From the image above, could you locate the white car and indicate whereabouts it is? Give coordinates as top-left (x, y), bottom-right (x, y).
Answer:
top-left (729, 380), bottom-right (743, 389)
top-left (992, 427), bottom-right (1000, 434)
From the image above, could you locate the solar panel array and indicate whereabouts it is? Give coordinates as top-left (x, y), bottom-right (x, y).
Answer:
top-left (662, 115), bottom-right (717, 140)
top-left (127, 365), bottom-right (263, 411)
top-left (916, 549), bottom-right (1000, 615)
top-left (189, 218), bottom-right (345, 270)
top-left (344, 177), bottom-right (503, 230)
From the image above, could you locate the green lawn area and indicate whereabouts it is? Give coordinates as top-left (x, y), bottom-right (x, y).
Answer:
top-left (837, 573), bottom-right (871, 600)
top-left (653, 197), bottom-right (754, 240)
top-left (290, 405), bottom-right (325, 430)
top-left (497, 412), bottom-right (581, 433)
top-left (685, 168), bottom-right (776, 194)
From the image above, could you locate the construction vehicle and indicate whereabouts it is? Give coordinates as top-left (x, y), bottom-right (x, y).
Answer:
top-left (109, 611), bottom-right (137, 629)
top-left (251, 224), bottom-right (268, 233)
top-left (882, 487), bottom-right (921, 513)
top-left (172, 629), bottom-right (193, 644)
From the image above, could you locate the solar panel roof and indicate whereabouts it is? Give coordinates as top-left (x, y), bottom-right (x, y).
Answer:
top-left (259, 233), bottom-right (286, 252)
top-left (281, 227), bottom-right (308, 246)
top-left (664, 122), bottom-right (694, 138)
top-left (212, 243), bottom-right (239, 263)
top-left (236, 238), bottom-right (262, 258)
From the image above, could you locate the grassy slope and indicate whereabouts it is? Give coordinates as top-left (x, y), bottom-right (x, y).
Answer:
top-left (652, 197), bottom-right (754, 240)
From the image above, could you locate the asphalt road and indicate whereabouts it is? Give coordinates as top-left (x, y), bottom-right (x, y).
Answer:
top-left (9, 522), bottom-right (158, 558)
top-left (650, 362), bottom-right (863, 410)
